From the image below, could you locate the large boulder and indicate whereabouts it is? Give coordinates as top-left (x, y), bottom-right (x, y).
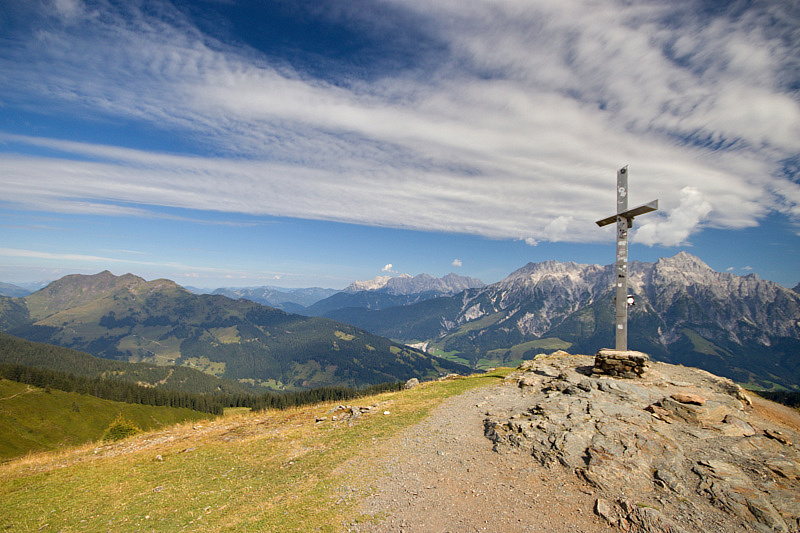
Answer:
top-left (486, 353), bottom-right (800, 533)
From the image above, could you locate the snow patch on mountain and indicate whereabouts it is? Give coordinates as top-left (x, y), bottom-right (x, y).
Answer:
top-left (346, 273), bottom-right (484, 296)
top-left (345, 275), bottom-right (396, 292)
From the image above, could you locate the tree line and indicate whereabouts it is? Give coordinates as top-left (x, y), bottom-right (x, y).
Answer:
top-left (755, 389), bottom-right (800, 408)
top-left (0, 362), bottom-right (404, 416)
top-left (248, 381), bottom-right (404, 412)
top-left (0, 363), bottom-right (226, 414)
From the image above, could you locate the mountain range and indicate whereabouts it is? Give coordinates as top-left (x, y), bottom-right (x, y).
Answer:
top-left (303, 273), bottom-right (485, 316)
top-left (0, 271), bottom-right (469, 391)
top-left (177, 273), bottom-right (484, 315)
top-left (316, 252), bottom-right (800, 390)
top-left (2, 254), bottom-right (798, 391)
top-left (202, 286), bottom-right (339, 313)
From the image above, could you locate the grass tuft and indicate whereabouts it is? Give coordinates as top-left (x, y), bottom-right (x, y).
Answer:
top-left (101, 413), bottom-right (142, 442)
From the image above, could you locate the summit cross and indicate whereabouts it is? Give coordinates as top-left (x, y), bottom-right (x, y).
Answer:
top-left (596, 165), bottom-right (658, 351)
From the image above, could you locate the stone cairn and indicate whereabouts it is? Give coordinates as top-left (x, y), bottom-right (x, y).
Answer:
top-left (593, 348), bottom-right (649, 378)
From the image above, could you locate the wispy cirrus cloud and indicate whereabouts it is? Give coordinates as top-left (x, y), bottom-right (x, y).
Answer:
top-left (0, 246), bottom-right (290, 281)
top-left (0, 0), bottom-right (797, 249)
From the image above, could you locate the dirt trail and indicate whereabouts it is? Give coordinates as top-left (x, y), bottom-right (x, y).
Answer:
top-left (0, 385), bottom-right (36, 401)
top-left (346, 382), bottom-right (615, 532)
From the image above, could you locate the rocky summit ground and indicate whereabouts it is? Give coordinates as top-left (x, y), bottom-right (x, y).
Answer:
top-left (345, 353), bottom-right (800, 533)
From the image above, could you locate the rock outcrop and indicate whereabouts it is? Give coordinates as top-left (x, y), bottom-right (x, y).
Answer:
top-left (485, 353), bottom-right (800, 532)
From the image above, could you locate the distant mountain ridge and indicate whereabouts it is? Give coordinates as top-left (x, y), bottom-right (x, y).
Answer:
top-left (0, 271), bottom-right (469, 391)
top-left (304, 273), bottom-right (485, 316)
top-left (208, 286), bottom-right (338, 312)
top-left (345, 272), bottom-right (484, 295)
top-left (185, 273), bottom-right (483, 313)
top-left (322, 252), bottom-right (800, 390)
top-left (0, 282), bottom-right (31, 298)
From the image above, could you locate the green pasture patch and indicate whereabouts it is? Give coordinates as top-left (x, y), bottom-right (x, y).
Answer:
top-left (334, 331), bottom-right (355, 341)
top-left (446, 312), bottom-right (507, 338)
top-left (431, 349), bottom-right (471, 367)
top-left (209, 326), bottom-right (241, 344)
top-left (118, 332), bottom-right (182, 363)
top-left (0, 379), bottom-right (211, 461)
top-left (485, 338), bottom-right (572, 363)
top-left (258, 379), bottom-right (287, 391)
top-left (681, 329), bottom-right (732, 358)
top-left (180, 356), bottom-right (226, 377)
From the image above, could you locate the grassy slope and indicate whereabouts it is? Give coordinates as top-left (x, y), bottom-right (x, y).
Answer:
top-left (0, 332), bottom-right (256, 395)
top-left (0, 369), bottom-right (512, 532)
top-left (0, 380), bottom-right (212, 461)
top-left (10, 278), bottom-right (469, 390)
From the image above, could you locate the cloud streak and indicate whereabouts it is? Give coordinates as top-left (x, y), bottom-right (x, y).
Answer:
top-left (0, 246), bottom-right (291, 282)
top-left (0, 0), bottom-right (797, 248)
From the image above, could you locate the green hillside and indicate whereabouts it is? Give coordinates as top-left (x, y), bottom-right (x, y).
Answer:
top-left (1, 272), bottom-right (469, 390)
top-left (0, 379), bottom-right (211, 461)
top-left (0, 332), bottom-right (255, 395)
top-left (323, 292), bottom-right (474, 342)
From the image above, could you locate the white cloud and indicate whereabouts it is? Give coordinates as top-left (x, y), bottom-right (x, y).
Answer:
top-left (634, 187), bottom-right (713, 247)
top-left (52, 0), bottom-right (85, 22)
top-left (452, 259), bottom-right (463, 268)
top-left (0, 246), bottom-right (283, 279)
top-left (0, 0), bottom-right (797, 247)
top-left (381, 264), bottom-right (395, 273)
top-left (0, 247), bottom-right (126, 264)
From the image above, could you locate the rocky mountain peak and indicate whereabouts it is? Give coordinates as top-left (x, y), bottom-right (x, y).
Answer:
top-left (440, 273), bottom-right (485, 291)
top-left (654, 251), bottom-right (712, 274)
top-left (498, 260), bottom-right (607, 300)
top-left (345, 275), bottom-right (394, 293)
top-left (346, 273), bottom-right (484, 296)
top-left (505, 259), bottom-right (601, 282)
top-left (24, 271), bottom-right (184, 321)
top-left (509, 259), bottom-right (576, 276)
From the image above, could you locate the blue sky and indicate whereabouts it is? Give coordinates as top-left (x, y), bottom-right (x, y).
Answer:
top-left (0, 0), bottom-right (798, 290)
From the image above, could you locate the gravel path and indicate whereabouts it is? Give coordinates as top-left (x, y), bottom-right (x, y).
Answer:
top-left (346, 381), bottom-right (615, 532)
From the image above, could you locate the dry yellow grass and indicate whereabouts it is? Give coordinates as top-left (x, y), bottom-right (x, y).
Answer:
top-left (0, 370), bottom-right (511, 532)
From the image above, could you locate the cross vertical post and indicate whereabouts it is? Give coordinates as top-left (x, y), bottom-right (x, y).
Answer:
top-left (615, 167), bottom-right (629, 350)
top-left (596, 166), bottom-right (658, 351)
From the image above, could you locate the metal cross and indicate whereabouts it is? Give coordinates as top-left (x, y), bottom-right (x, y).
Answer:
top-left (596, 166), bottom-right (658, 351)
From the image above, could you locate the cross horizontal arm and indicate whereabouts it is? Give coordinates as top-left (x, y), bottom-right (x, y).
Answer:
top-left (595, 199), bottom-right (659, 227)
